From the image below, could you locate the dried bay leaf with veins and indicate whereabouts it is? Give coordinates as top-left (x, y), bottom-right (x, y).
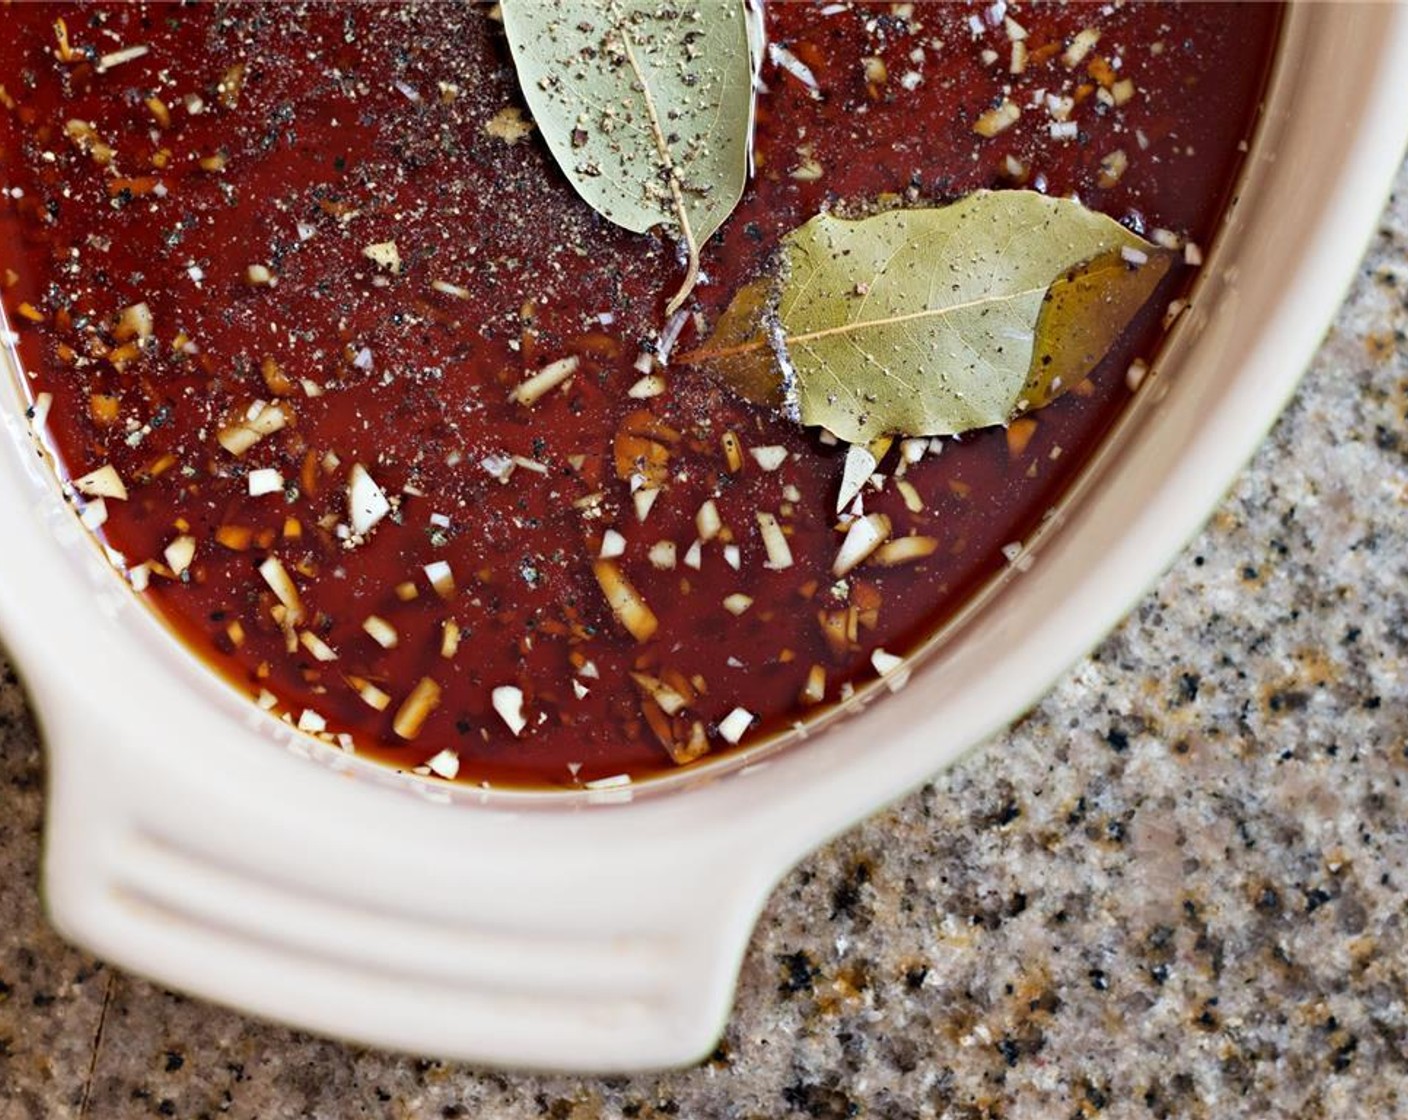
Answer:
top-left (499, 0), bottom-right (755, 314)
top-left (682, 191), bottom-right (1175, 444)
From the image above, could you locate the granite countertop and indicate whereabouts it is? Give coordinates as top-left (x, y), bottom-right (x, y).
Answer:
top-left (3, 160), bottom-right (1407, 1120)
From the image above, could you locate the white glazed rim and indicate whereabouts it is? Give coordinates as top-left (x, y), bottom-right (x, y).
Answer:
top-left (0, 2), bottom-right (1405, 1072)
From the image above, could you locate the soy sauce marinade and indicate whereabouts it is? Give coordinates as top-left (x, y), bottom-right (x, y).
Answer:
top-left (0, 4), bottom-right (1280, 787)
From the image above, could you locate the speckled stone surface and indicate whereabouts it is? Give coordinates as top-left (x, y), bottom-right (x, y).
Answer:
top-left (4, 163), bottom-right (1408, 1120)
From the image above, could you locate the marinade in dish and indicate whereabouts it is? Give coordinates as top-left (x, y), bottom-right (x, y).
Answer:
top-left (0, 3), bottom-right (1280, 787)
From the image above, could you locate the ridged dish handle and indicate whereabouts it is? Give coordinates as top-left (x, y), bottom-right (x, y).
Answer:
top-left (38, 689), bottom-right (776, 1071)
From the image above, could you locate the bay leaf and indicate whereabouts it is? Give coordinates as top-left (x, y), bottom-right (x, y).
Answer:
top-left (499, 0), bottom-right (755, 313)
top-left (681, 191), bottom-right (1175, 444)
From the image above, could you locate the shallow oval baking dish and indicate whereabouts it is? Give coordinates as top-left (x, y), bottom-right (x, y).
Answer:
top-left (1, 3), bottom-right (1407, 1073)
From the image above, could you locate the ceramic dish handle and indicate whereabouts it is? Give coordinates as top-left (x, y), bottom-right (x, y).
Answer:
top-left (37, 688), bottom-right (778, 1071)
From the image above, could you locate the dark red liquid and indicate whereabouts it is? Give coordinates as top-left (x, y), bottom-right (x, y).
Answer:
top-left (0, 3), bottom-right (1280, 786)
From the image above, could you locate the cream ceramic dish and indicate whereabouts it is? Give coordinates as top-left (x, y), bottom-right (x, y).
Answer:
top-left (2, 4), bottom-right (1407, 1074)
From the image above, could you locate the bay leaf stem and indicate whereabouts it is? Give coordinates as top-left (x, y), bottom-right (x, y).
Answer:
top-left (619, 24), bottom-right (700, 315)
